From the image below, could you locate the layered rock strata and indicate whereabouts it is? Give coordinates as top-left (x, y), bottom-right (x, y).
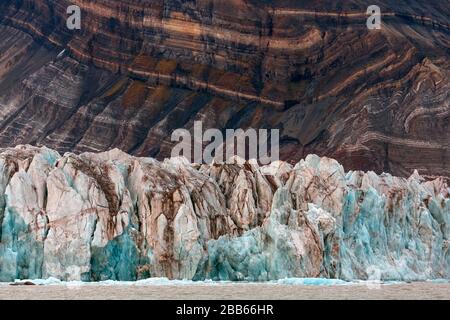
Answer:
top-left (0, 145), bottom-right (448, 282)
top-left (0, 1), bottom-right (448, 179)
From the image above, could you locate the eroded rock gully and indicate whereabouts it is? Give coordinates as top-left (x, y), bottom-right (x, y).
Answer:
top-left (0, 145), bottom-right (448, 282)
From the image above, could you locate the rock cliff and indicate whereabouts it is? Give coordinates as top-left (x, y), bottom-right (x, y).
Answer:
top-left (0, 1), bottom-right (448, 179)
top-left (0, 145), bottom-right (448, 281)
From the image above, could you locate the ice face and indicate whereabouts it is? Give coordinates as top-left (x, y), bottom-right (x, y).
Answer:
top-left (0, 146), bottom-right (448, 282)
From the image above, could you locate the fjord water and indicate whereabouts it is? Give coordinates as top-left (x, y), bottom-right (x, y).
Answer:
top-left (1, 280), bottom-right (449, 300)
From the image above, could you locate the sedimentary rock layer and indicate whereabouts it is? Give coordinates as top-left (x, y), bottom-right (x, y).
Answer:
top-left (0, 146), bottom-right (448, 281)
top-left (0, 0), bottom-right (448, 179)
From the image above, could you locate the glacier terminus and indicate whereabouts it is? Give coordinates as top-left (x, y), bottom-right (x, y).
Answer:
top-left (0, 145), bottom-right (448, 282)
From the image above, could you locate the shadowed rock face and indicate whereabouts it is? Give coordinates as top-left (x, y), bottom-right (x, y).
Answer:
top-left (0, 0), bottom-right (448, 179)
top-left (0, 146), bottom-right (449, 281)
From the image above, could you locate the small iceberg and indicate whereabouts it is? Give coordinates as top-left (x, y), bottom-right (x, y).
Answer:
top-left (274, 278), bottom-right (349, 286)
top-left (11, 277), bottom-right (62, 286)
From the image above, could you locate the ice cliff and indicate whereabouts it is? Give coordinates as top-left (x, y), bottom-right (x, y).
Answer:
top-left (0, 145), bottom-right (449, 282)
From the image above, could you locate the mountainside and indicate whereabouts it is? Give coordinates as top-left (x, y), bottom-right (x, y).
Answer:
top-left (0, 0), bottom-right (449, 179)
top-left (0, 145), bottom-right (449, 281)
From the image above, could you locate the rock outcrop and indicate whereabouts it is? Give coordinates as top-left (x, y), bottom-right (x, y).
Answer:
top-left (0, 1), bottom-right (448, 179)
top-left (0, 145), bottom-right (448, 282)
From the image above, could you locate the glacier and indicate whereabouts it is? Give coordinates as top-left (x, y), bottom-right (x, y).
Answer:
top-left (0, 145), bottom-right (448, 282)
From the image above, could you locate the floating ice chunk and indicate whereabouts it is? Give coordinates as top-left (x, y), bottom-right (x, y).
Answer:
top-left (275, 278), bottom-right (349, 286)
top-left (12, 277), bottom-right (62, 285)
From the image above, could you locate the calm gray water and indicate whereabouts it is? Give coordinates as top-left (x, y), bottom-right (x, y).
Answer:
top-left (1, 281), bottom-right (449, 300)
